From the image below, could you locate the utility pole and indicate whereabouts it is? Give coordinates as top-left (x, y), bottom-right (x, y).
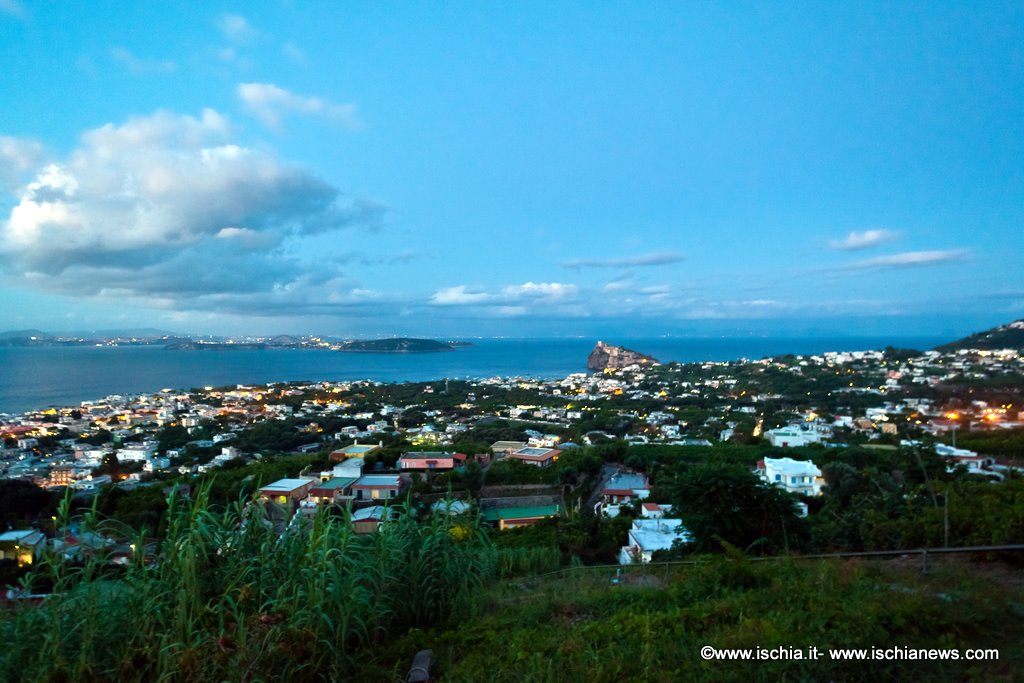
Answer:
top-left (944, 492), bottom-right (950, 548)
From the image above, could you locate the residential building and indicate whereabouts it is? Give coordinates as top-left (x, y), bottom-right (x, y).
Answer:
top-left (307, 477), bottom-right (356, 505)
top-left (641, 503), bottom-right (673, 518)
top-left (489, 440), bottom-right (528, 455)
top-left (0, 529), bottom-right (46, 566)
top-left (329, 442), bottom-right (382, 462)
top-left (351, 505), bottom-right (396, 534)
top-left (506, 446), bottom-right (560, 468)
top-left (259, 478), bottom-right (315, 509)
top-left (351, 474), bottom-right (406, 501)
top-left (480, 495), bottom-right (563, 530)
top-left (398, 451), bottom-right (466, 471)
top-left (619, 518), bottom-right (688, 564)
top-left (756, 457), bottom-right (824, 496)
top-left (764, 427), bottom-right (822, 448)
top-left (601, 471), bottom-right (650, 504)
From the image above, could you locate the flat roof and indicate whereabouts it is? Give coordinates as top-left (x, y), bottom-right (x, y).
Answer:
top-left (514, 447), bottom-right (552, 456)
top-left (604, 473), bottom-right (649, 491)
top-left (490, 440), bottom-right (527, 450)
top-left (483, 504), bottom-right (561, 522)
top-left (313, 477), bottom-right (357, 490)
top-left (764, 457), bottom-right (821, 476)
top-left (260, 478), bottom-right (311, 494)
top-left (335, 444), bottom-right (379, 456)
top-left (353, 474), bottom-right (402, 487)
top-left (630, 528), bottom-right (688, 552)
top-left (0, 530), bottom-right (44, 543)
top-left (632, 518), bottom-right (685, 533)
top-left (352, 506), bottom-right (393, 522)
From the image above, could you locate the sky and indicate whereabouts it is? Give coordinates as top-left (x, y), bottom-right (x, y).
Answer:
top-left (0, 1), bottom-right (1021, 339)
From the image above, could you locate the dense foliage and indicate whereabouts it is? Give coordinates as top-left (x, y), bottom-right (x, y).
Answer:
top-left (669, 464), bottom-right (808, 555)
top-left (0, 487), bottom-right (496, 682)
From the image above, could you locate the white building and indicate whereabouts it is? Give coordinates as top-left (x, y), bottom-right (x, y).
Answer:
top-left (935, 444), bottom-right (998, 477)
top-left (757, 457), bottom-right (823, 497)
top-left (117, 443), bottom-right (157, 462)
top-left (144, 457), bottom-right (171, 472)
top-left (619, 518), bottom-right (689, 564)
top-left (764, 427), bottom-right (822, 448)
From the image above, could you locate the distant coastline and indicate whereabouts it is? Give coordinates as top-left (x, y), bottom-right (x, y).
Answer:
top-left (0, 335), bottom-right (950, 415)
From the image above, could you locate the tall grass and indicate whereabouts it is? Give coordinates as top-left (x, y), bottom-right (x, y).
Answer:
top-left (0, 486), bottom-right (497, 682)
top-left (496, 546), bottom-right (562, 577)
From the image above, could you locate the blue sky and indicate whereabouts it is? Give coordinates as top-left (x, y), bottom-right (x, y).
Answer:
top-left (0, 1), bottom-right (1021, 339)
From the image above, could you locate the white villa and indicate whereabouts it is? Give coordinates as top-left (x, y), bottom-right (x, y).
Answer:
top-left (757, 456), bottom-right (824, 497)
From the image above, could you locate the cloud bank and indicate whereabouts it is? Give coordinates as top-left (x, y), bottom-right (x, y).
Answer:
top-left (0, 109), bottom-right (384, 315)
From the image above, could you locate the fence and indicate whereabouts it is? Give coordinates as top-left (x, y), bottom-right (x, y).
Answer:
top-left (529, 543), bottom-right (1024, 583)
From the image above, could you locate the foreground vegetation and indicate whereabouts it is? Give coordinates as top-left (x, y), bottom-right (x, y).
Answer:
top-left (3, 478), bottom-right (1024, 681)
top-left (0, 487), bottom-right (495, 682)
top-left (372, 552), bottom-right (1024, 682)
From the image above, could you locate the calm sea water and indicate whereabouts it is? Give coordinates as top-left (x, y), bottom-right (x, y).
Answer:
top-left (0, 336), bottom-right (945, 415)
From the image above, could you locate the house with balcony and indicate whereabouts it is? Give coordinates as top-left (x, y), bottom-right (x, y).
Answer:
top-left (307, 477), bottom-right (357, 506)
top-left (756, 457), bottom-right (823, 497)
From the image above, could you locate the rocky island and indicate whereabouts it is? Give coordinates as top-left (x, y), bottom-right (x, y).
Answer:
top-left (586, 340), bottom-right (658, 371)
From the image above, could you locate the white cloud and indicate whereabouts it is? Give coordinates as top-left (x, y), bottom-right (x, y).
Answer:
top-left (430, 285), bottom-right (493, 306)
top-left (562, 251), bottom-right (683, 269)
top-left (238, 82), bottom-right (359, 131)
top-left (502, 281), bottom-right (578, 299)
top-left (0, 109), bottom-right (385, 313)
top-left (214, 226), bottom-right (280, 250)
top-left (217, 14), bottom-right (258, 45)
top-left (829, 229), bottom-right (900, 251)
top-left (430, 281), bottom-right (579, 308)
top-left (844, 250), bottom-right (969, 270)
top-left (109, 47), bottom-right (176, 74)
top-left (0, 136), bottom-right (44, 189)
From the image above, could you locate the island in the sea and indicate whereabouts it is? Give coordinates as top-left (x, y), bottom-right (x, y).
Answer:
top-left (587, 340), bottom-right (659, 371)
top-left (337, 337), bottom-right (470, 353)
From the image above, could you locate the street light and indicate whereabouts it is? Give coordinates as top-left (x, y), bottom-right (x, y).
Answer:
top-left (945, 412), bottom-right (960, 448)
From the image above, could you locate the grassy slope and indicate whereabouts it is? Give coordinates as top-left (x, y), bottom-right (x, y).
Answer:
top-left (361, 556), bottom-right (1024, 682)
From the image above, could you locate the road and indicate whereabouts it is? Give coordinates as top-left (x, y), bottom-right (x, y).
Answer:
top-left (584, 462), bottom-right (622, 516)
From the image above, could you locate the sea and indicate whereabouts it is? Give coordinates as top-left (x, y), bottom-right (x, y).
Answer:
top-left (0, 336), bottom-right (946, 415)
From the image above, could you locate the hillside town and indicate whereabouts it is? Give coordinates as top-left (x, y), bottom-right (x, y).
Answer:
top-left (2, 339), bottom-right (1023, 572)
